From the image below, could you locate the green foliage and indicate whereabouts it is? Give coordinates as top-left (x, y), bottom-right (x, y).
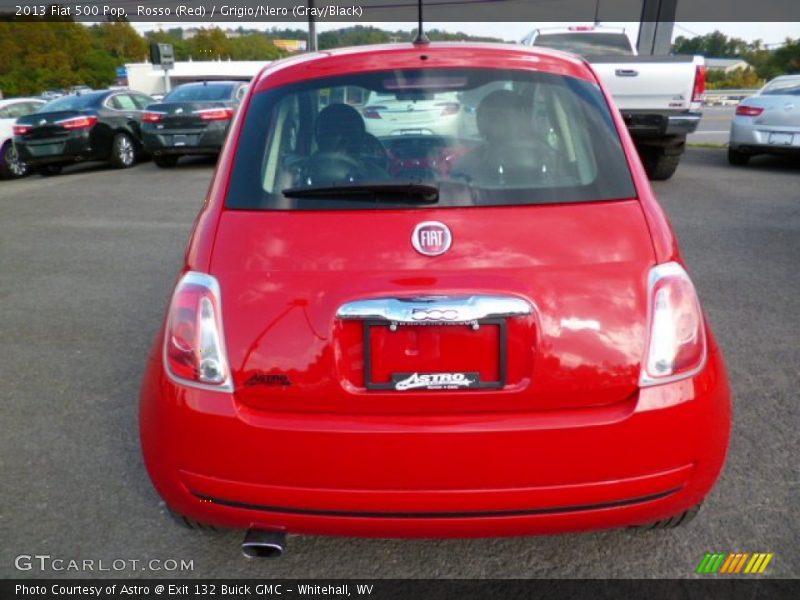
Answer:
top-left (0, 22), bottom-right (509, 98)
top-left (705, 68), bottom-right (764, 90)
top-left (672, 30), bottom-right (800, 81)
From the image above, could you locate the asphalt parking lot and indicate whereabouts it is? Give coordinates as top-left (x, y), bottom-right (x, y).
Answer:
top-left (688, 106), bottom-right (736, 145)
top-left (1, 149), bottom-right (798, 579)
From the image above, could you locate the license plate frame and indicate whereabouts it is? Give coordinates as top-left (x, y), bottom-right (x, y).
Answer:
top-left (363, 317), bottom-right (507, 391)
top-left (768, 132), bottom-right (793, 146)
top-left (172, 134), bottom-right (188, 147)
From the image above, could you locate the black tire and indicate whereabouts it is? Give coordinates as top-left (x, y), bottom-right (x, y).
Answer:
top-left (109, 133), bottom-right (136, 169)
top-left (0, 141), bottom-right (28, 179)
top-left (166, 506), bottom-right (220, 532)
top-left (642, 151), bottom-right (682, 181)
top-left (154, 155), bottom-right (179, 168)
top-left (728, 147), bottom-right (750, 166)
top-left (39, 164), bottom-right (63, 177)
top-left (632, 502), bottom-right (702, 530)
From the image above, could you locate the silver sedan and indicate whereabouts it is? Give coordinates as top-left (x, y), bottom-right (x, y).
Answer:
top-left (729, 75), bottom-right (800, 165)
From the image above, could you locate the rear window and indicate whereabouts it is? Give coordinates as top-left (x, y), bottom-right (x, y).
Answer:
top-left (761, 78), bottom-right (800, 96)
top-left (533, 33), bottom-right (634, 56)
top-left (227, 68), bottom-right (635, 210)
top-left (41, 94), bottom-right (103, 112)
top-left (164, 84), bottom-right (235, 102)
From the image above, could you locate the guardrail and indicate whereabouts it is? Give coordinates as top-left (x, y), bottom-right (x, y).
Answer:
top-left (703, 89), bottom-right (759, 105)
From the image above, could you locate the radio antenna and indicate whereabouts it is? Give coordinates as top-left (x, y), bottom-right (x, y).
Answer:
top-left (413, 0), bottom-right (430, 45)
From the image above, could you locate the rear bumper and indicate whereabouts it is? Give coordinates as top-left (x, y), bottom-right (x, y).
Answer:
top-left (621, 111), bottom-right (701, 137)
top-left (142, 126), bottom-right (226, 156)
top-left (729, 120), bottom-right (800, 153)
top-left (15, 133), bottom-right (95, 166)
top-left (140, 347), bottom-right (731, 537)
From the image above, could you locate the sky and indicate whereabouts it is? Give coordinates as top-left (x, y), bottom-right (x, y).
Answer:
top-left (133, 21), bottom-right (799, 46)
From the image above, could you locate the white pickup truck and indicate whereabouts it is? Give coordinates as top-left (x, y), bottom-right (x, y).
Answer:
top-left (521, 26), bottom-right (705, 180)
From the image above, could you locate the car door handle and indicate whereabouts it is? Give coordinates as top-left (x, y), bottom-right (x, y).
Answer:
top-left (615, 69), bottom-right (639, 77)
top-left (336, 295), bottom-right (532, 325)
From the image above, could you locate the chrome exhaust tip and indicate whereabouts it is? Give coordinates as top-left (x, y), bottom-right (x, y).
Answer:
top-left (241, 529), bottom-right (286, 559)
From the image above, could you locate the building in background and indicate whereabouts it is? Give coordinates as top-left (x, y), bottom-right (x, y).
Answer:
top-left (125, 60), bottom-right (268, 96)
top-left (706, 58), bottom-right (752, 73)
top-left (274, 39), bottom-right (308, 53)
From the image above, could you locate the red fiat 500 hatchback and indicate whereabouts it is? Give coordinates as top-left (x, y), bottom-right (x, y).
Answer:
top-left (140, 42), bottom-right (731, 556)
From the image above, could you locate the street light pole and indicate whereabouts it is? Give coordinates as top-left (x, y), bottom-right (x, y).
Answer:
top-left (308, 0), bottom-right (318, 52)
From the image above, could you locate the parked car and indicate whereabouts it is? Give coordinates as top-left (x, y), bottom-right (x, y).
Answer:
top-left (69, 85), bottom-right (93, 95)
top-left (521, 26), bottom-right (706, 180)
top-left (361, 90), bottom-right (463, 137)
top-left (13, 89), bottom-right (154, 175)
top-left (140, 42), bottom-right (731, 556)
top-left (728, 74), bottom-right (800, 165)
top-left (141, 81), bottom-right (248, 168)
top-left (0, 97), bottom-right (46, 178)
top-left (40, 90), bottom-right (66, 102)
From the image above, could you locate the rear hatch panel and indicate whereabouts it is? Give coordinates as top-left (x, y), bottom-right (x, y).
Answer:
top-left (211, 200), bottom-right (653, 415)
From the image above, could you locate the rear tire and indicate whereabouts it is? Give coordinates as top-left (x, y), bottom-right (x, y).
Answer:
top-left (632, 502), bottom-right (702, 530)
top-left (154, 155), bottom-right (179, 168)
top-left (0, 141), bottom-right (28, 179)
top-left (642, 150), bottom-right (682, 181)
top-left (109, 133), bottom-right (136, 169)
top-left (728, 147), bottom-right (750, 166)
top-left (39, 165), bottom-right (63, 177)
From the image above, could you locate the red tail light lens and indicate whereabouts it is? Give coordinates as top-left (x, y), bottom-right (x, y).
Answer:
top-left (362, 106), bottom-right (386, 119)
top-left (13, 124), bottom-right (31, 135)
top-left (56, 115), bottom-right (98, 130)
top-left (143, 111), bottom-right (165, 123)
top-left (640, 262), bottom-right (707, 386)
top-left (193, 107), bottom-right (234, 121)
top-left (437, 102), bottom-right (461, 116)
top-left (735, 105), bottom-right (764, 117)
top-left (164, 272), bottom-right (232, 391)
top-left (692, 65), bottom-right (706, 103)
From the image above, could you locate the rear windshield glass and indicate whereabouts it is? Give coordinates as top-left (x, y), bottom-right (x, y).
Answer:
top-left (41, 94), bottom-right (103, 112)
top-left (534, 33), bottom-right (634, 56)
top-left (226, 68), bottom-right (635, 210)
top-left (164, 84), bottom-right (235, 102)
top-left (761, 79), bottom-right (800, 96)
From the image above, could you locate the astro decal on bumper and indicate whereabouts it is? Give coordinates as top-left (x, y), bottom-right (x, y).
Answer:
top-left (392, 372), bottom-right (479, 391)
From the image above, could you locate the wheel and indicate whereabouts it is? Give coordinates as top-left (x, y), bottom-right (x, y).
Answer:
top-left (166, 506), bottom-right (220, 532)
top-left (109, 133), bottom-right (136, 169)
top-left (153, 155), bottom-right (179, 168)
top-left (39, 164), bottom-right (63, 177)
top-left (0, 141), bottom-right (28, 179)
top-left (632, 502), bottom-right (702, 530)
top-left (642, 150), bottom-right (682, 181)
top-left (728, 147), bottom-right (750, 166)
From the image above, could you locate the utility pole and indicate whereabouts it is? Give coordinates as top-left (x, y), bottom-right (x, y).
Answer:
top-left (308, 0), bottom-right (318, 52)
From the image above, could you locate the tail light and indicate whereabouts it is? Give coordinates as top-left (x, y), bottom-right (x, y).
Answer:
top-left (692, 65), bottom-right (706, 103)
top-left (163, 272), bottom-right (232, 391)
top-left (568, 26), bottom-right (595, 31)
top-left (13, 124), bottom-right (31, 135)
top-left (735, 105), bottom-right (764, 117)
top-left (640, 262), bottom-right (707, 386)
top-left (193, 107), bottom-right (234, 121)
top-left (56, 115), bottom-right (98, 130)
top-left (362, 106), bottom-right (386, 119)
top-left (143, 111), bottom-right (165, 123)
top-left (437, 102), bottom-right (461, 116)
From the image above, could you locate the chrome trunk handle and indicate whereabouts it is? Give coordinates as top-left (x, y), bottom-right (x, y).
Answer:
top-left (336, 295), bottom-right (531, 327)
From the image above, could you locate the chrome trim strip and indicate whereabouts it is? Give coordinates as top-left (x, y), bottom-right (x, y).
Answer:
top-left (336, 295), bottom-right (532, 325)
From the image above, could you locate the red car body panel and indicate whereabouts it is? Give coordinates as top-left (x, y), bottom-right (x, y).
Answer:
top-left (140, 43), bottom-right (731, 537)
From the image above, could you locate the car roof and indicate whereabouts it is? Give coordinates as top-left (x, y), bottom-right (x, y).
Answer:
top-left (251, 42), bottom-right (595, 93)
top-left (0, 97), bottom-right (46, 107)
top-left (174, 81), bottom-right (243, 88)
